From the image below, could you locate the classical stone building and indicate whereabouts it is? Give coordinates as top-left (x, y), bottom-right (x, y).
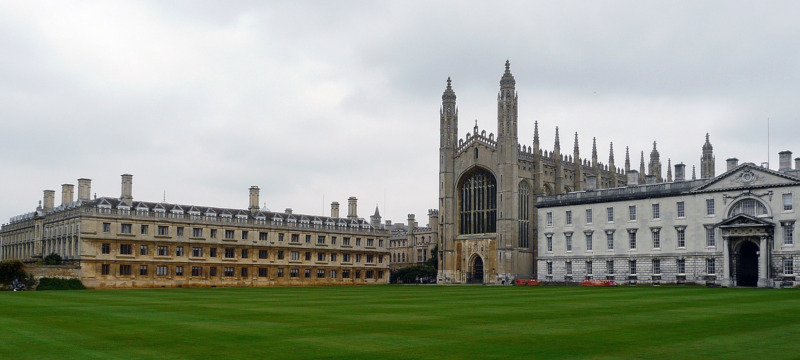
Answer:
top-left (387, 210), bottom-right (439, 271)
top-left (537, 146), bottom-right (800, 288)
top-left (0, 175), bottom-right (390, 288)
top-left (438, 61), bottom-right (634, 284)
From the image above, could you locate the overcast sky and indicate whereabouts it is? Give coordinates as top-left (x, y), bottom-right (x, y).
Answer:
top-left (2, 1), bottom-right (799, 226)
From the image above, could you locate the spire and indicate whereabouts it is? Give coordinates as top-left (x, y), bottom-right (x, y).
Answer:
top-left (499, 59), bottom-right (516, 91)
top-left (649, 141), bottom-right (662, 182)
top-left (609, 142), bottom-right (615, 166)
top-left (625, 146), bottom-right (631, 172)
top-left (667, 158), bottom-right (673, 182)
top-left (554, 127), bottom-right (560, 150)
top-left (573, 132), bottom-right (580, 152)
top-left (440, 77), bottom-right (458, 149)
top-left (703, 133), bottom-right (712, 151)
top-left (639, 151), bottom-right (646, 184)
top-left (533, 121), bottom-right (540, 151)
top-left (373, 205), bottom-right (381, 217)
top-left (701, 133), bottom-right (715, 179)
top-left (591, 137), bottom-right (598, 167)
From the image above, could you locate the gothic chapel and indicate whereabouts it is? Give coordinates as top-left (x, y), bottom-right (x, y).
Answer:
top-left (438, 61), bottom-right (629, 284)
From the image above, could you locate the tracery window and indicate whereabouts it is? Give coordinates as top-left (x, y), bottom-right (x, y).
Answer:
top-left (459, 169), bottom-right (497, 235)
top-left (518, 181), bottom-right (530, 248)
top-left (728, 199), bottom-right (768, 217)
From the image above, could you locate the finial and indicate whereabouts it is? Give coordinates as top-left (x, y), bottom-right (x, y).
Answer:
top-left (609, 142), bottom-right (615, 163)
top-left (554, 127), bottom-right (560, 148)
top-left (446, 77), bottom-right (452, 89)
top-left (505, 59), bottom-right (510, 71)
top-left (653, 141), bottom-right (657, 150)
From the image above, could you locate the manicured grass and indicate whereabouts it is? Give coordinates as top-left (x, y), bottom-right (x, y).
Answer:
top-left (1, 286), bottom-right (799, 359)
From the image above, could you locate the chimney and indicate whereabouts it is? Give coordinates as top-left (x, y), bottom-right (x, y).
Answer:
top-left (645, 175), bottom-right (656, 185)
top-left (248, 186), bottom-right (260, 212)
top-left (61, 184), bottom-right (74, 205)
top-left (43, 190), bottom-right (55, 211)
top-left (795, 157), bottom-right (800, 170)
top-left (674, 163), bottom-right (686, 182)
top-left (347, 196), bottom-right (358, 220)
top-left (77, 178), bottom-right (92, 201)
top-left (779, 151), bottom-right (792, 172)
top-left (120, 174), bottom-right (133, 204)
top-left (627, 170), bottom-right (639, 186)
top-left (284, 208), bottom-right (292, 215)
top-left (428, 209), bottom-right (439, 230)
top-left (726, 158), bottom-right (739, 172)
top-left (585, 175), bottom-right (597, 191)
top-left (407, 214), bottom-right (417, 232)
top-left (331, 202), bottom-right (340, 218)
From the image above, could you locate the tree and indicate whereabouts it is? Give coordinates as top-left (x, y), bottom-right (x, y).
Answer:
top-left (391, 264), bottom-right (436, 284)
top-left (425, 244), bottom-right (439, 269)
top-left (44, 253), bottom-right (62, 265)
top-left (0, 260), bottom-right (26, 284)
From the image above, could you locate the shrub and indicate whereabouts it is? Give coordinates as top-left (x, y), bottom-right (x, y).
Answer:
top-left (0, 260), bottom-right (26, 285)
top-left (44, 253), bottom-right (63, 265)
top-left (36, 277), bottom-right (86, 291)
top-left (391, 265), bottom-right (436, 284)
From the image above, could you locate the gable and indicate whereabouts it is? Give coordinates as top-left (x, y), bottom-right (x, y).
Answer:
top-left (694, 163), bottom-right (800, 192)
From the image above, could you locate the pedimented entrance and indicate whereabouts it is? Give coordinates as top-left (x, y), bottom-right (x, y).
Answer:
top-left (718, 214), bottom-right (774, 288)
top-left (734, 240), bottom-right (759, 287)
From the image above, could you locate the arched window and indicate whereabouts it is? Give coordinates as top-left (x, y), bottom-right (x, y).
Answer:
top-left (459, 168), bottom-right (497, 234)
top-left (728, 199), bottom-right (769, 217)
top-left (518, 181), bottom-right (531, 248)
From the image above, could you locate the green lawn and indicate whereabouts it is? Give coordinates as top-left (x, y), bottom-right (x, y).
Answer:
top-left (1, 286), bottom-right (798, 359)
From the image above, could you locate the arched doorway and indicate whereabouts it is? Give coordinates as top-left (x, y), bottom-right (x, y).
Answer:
top-left (737, 241), bottom-right (759, 287)
top-left (469, 256), bottom-right (484, 284)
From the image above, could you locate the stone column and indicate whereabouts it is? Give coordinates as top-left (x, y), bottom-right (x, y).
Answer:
top-left (757, 235), bottom-right (770, 288)
top-left (722, 236), bottom-right (731, 287)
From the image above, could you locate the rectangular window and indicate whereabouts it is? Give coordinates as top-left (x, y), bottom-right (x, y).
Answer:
top-left (607, 207), bottom-right (614, 222)
top-left (192, 247), bottom-right (203, 257)
top-left (277, 268), bottom-right (284, 277)
top-left (139, 265), bottom-right (148, 276)
top-left (121, 223), bottom-right (132, 234)
top-left (606, 260), bottom-right (614, 275)
top-left (652, 203), bottom-right (660, 219)
top-left (277, 250), bottom-right (284, 260)
top-left (291, 251), bottom-right (300, 261)
top-left (565, 261), bottom-right (572, 275)
top-left (241, 267), bottom-right (248, 277)
top-left (259, 250), bottom-right (268, 259)
top-left (677, 201), bottom-right (685, 218)
top-left (140, 245), bottom-right (148, 256)
top-left (330, 253), bottom-right (337, 262)
top-left (304, 269), bottom-right (311, 278)
top-left (585, 209), bottom-right (593, 224)
top-left (317, 269), bottom-right (325, 278)
top-left (676, 228), bottom-right (686, 248)
top-left (224, 267), bottom-right (234, 277)
top-left (209, 267), bottom-right (217, 277)
top-left (629, 260), bottom-right (636, 275)
top-left (224, 248), bottom-right (235, 258)
top-left (628, 231), bottom-right (636, 250)
top-left (342, 253), bottom-right (351, 262)
top-left (546, 212), bottom-right (553, 226)
top-left (629, 205), bottom-right (636, 221)
top-left (585, 233), bottom-right (593, 251)
top-left (101, 264), bottom-right (110, 275)
top-left (784, 193), bottom-right (793, 211)
top-left (343, 237), bottom-right (351, 246)
top-left (176, 246), bottom-right (184, 256)
top-left (652, 259), bottom-right (661, 275)
top-left (241, 231), bottom-right (249, 240)
top-left (278, 233), bottom-right (284, 242)
top-left (290, 269), bottom-right (298, 277)
top-left (305, 235), bottom-right (312, 243)
top-left (355, 270), bottom-right (361, 278)
top-left (210, 248), bottom-right (217, 257)
top-left (225, 230), bottom-right (235, 239)
top-left (175, 266), bottom-right (184, 276)
top-left (586, 261), bottom-right (593, 275)
top-left (305, 252), bottom-right (312, 261)
top-left (119, 265), bottom-right (131, 276)
top-left (784, 223), bottom-right (795, 245)
top-left (546, 262), bottom-right (553, 276)
top-left (157, 246), bottom-right (167, 256)
top-left (158, 226), bottom-right (168, 236)
top-left (356, 254), bottom-right (362, 263)
top-left (102, 243), bottom-right (110, 254)
top-left (677, 259), bottom-right (685, 274)
top-left (333, 237), bottom-right (339, 245)
top-left (367, 255), bottom-right (374, 263)
top-left (706, 227), bottom-right (716, 247)
top-left (706, 258), bottom-right (715, 275)
top-left (546, 235), bottom-right (553, 252)
top-left (706, 199), bottom-right (715, 216)
top-left (210, 229), bottom-right (218, 239)
top-left (367, 238), bottom-right (374, 247)
top-left (317, 252), bottom-right (326, 261)
top-left (356, 238), bottom-right (362, 246)
top-left (157, 265), bottom-right (168, 276)
top-left (258, 268), bottom-right (268, 277)
top-left (652, 229), bottom-right (660, 249)
top-left (330, 270), bottom-right (337, 278)
top-left (366, 270), bottom-right (374, 279)
top-left (120, 244), bottom-right (132, 255)
top-left (192, 228), bottom-right (203, 238)
top-left (318, 236), bottom-right (326, 245)
top-left (241, 249), bottom-right (248, 259)
top-left (565, 233), bottom-right (573, 252)
top-left (606, 232), bottom-right (614, 250)
top-left (565, 211), bottom-right (572, 225)
top-left (140, 225), bottom-right (149, 235)
top-left (784, 258), bottom-right (794, 275)
top-left (177, 227), bottom-right (184, 237)
top-left (259, 232), bottom-right (269, 241)
top-left (103, 223), bottom-right (111, 233)
top-left (342, 269), bottom-right (351, 278)
top-left (288, 234), bottom-right (297, 243)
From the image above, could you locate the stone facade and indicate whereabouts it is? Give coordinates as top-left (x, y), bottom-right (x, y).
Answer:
top-left (537, 152), bottom-right (800, 288)
top-left (387, 210), bottom-right (439, 271)
top-left (439, 62), bottom-right (636, 284)
top-left (1, 175), bottom-right (390, 288)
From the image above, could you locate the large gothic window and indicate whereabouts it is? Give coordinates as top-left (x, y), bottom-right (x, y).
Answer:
top-left (518, 181), bottom-right (531, 248)
top-left (728, 199), bottom-right (769, 217)
top-left (459, 169), bottom-right (497, 235)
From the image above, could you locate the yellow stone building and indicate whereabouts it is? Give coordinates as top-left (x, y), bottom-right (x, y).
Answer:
top-left (0, 174), bottom-right (390, 288)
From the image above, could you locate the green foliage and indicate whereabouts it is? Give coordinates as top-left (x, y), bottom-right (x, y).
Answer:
top-left (36, 277), bottom-right (86, 291)
top-left (391, 264), bottom-right (436, 283)
top-left (425, 244), bottom-right (438, 269)
top-left (44, 253), bottom-right (63, 265)
top-left (0, 260), bottom-right (26, 284)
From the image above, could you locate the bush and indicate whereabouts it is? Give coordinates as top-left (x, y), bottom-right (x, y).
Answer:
top-left (391, 265), bottom-right (437, 284)
top-left (0, 260), bottom-right (26, 285)
top-left (44, 253), bottom-right (63, 265)
top-left (36, 278), bottom-right (86, 291)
